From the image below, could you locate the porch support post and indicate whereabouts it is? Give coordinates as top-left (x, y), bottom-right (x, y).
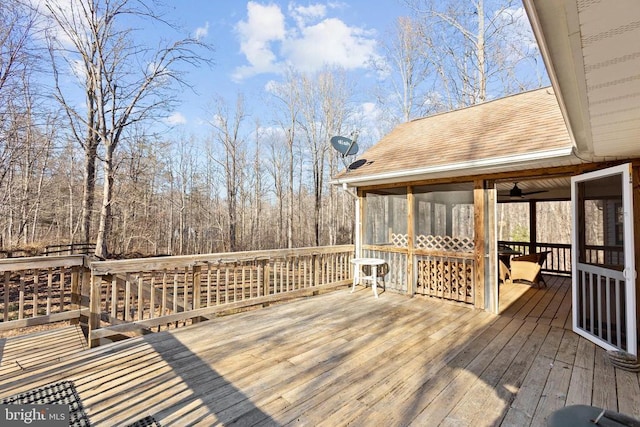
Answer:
top-left (486, 181), bottom-right (498, 313)
top-left (633, 165), bottom-right (640, 334)
top-left (529, 200), bottom-right (537, 254)
top-left (356, 189), bottom-right (364, 258)
top-left (407, 186), bottom-right (415, 296)
top-left (474, 179), bottom-right (486, 309)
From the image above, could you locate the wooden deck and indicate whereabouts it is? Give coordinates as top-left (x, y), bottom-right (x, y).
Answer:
top-left (0, 324), bottom-right (87, 376)
top-left (0, 275), bottom-right (639, 426)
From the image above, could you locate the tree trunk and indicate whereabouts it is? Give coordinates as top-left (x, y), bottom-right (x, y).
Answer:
top-left (81, 143), bottom-right (97, 244)
top-left (476, 0), bottom-right (486, 103)
top-left (287, 131), bottom-right (294, 249)
top-left (95, 147), bottom-right (114, 259)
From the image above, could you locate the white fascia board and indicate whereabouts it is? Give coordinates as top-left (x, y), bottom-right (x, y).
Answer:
top-left (331, 146), bottom-right (575, 186)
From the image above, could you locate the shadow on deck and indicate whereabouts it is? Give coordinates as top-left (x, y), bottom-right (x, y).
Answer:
top-left (0, 278), bottom-right (638, 426)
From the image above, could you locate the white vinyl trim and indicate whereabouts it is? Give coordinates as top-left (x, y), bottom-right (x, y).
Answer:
top-left (332, 146), bottom-right (574, 186)
top-left (571, 163), bottom-right (636, 356)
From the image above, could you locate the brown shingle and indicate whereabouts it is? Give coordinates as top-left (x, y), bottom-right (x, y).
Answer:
top-left (335, 87), bottom-right (573, 183)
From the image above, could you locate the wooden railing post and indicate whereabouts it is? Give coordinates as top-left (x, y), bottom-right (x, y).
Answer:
top-left (314, 254), bottom-right (320, 287)
top-left (192, 265), bottom-right (202, 324)
top-left (263, 261), bottom-right (271, 296)
top-left (70, 266), bottom-right (80, 325)
top-left (88, 274), bottom-right (102, 348)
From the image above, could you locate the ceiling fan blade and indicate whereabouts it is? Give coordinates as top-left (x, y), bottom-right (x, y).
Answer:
top-left (522, 190), bottom-right (548, 196)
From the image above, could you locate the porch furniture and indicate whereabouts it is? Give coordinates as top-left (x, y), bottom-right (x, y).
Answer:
top-left (512, 251), bottom-right (551, 286)
top-left (350, 258), bottom-right (387, 298)
top-left (498, 245), bottom-right (521, 269)
top-left (499, 259), bottom-right (511, 284)
top-left (510, 260), bottom-right (542, 286)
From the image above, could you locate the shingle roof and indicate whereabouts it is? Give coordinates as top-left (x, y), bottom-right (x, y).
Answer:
top-left (334, 87), bottom-right (576, 186)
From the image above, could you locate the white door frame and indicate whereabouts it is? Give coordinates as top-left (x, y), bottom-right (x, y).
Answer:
top-left (571, 163), bottom-right (637, 356)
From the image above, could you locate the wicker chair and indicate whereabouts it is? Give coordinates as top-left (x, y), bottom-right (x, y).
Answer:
top-left (510, 251), bottom-right (550, 287)
top-left (499, 259), bottom-right (511, 284)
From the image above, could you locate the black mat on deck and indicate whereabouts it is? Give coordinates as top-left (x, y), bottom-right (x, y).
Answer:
top-left (1, 380), bottom-right (91, 427)
top-left (126, 415), bottom-right (162, 427)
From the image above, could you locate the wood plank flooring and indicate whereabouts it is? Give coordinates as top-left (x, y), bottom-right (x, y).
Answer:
top-left (0, 324), bottom-right (87, 376)
top-left (0, 276), bottom-right (638, 426)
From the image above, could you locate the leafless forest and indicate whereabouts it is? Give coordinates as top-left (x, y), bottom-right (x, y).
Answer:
top-left (0, 0), bottom-right (547, 257)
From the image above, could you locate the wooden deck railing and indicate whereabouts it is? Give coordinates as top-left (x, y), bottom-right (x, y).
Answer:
top-left (499, 241), bottom-right (624, 275)
top-left (500, 241), bottom-right (571, 274)
top-left (44, 243), bottom-right (96, 256)
top-left (87, 245), bottom-right (354, 347)
top-left (0, 246), bottom-right (354, 347)
top-left (0, 256), bottom-right (90, 331)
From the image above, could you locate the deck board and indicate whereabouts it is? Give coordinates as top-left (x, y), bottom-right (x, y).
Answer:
top-left (0, 276), bottom-right (638, 426)
top-left (0, 324), bottom-right (86, 375)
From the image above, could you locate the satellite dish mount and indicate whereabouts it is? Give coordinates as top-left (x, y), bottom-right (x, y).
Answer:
top-left (330, 131), bottom-right (360, 169)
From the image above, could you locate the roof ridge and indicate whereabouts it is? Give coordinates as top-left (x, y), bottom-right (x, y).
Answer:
top-left (407, 86), bottom-right (554, 124)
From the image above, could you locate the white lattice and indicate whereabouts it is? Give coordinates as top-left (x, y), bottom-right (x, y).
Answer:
top-left (415, 235), bottom-right (474, 252)
top-left (391, 233), bottom-right (409, 247)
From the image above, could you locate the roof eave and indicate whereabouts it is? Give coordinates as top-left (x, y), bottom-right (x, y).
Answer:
top-left (522, 0), bottom-right (593, 156)
top-left (331, 146), bottom-right (576, 187)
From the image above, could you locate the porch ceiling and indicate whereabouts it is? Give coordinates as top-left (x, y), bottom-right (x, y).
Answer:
top-left (524, 0), bottom-right (640, 158)
top-left (496, 176), bottom-right (572, 202)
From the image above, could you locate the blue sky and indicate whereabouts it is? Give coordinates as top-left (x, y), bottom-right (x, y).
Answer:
top-left (34, 0), bottom-right (545, 145)
top-left (163, 1), bottom-right (408, 135)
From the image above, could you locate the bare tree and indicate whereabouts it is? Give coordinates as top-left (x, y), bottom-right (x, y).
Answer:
top-left (405, 0), bottom-right (544, 108)
top-left (209, 94), bottom-right (247, 252)
top-left (297, 68), bottom-right (352, 246)
top-left (249, 120), bottom-right (264, 249)
top-left (371, 16), bottom-right (433, 123)
top-left (43, 0), bottom-right (212, 257)
top-left (264, 129), bottom-right (288, 248)
top-left (0, 1), bottom-right (52, 249)
top-left (267, 68), bottom-right (302, 249)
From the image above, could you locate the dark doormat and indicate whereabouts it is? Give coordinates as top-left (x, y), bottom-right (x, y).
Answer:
top-left (1, 380), bottom-right (91, 426)
top-left (126, 415), bottom-right (162, 427)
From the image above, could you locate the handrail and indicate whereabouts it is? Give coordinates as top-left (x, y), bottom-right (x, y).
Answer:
top-left (44, 243), bottom-right (96, 256)
top-left (498, 241), bottom-right (624, 276)
top-left (1, 246), bottom-right (356, 346)
top-left (499, 241), bottom-right (571, 274)
top-left (91, 245), bottom-right (353, 275)
top-left (87, 245), bottom-right (355, 347)
top-left (0, 255), bottom-right (90, 331)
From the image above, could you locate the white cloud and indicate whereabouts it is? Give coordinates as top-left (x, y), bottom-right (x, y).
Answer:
top-left (29, 0), bottom-right (84, 47)
top-left (233, 2), bottom-right (286, 80)
top-left (289, 3), bottom-right (327, 27)
top-left (282, 18), bottom-right (377, 73)
top-left (194, 22), bottom-right (210, 40)
top-left (233, 1), bottom-right (378, 80)
top-left (166, 112), bottom-right (187, 125)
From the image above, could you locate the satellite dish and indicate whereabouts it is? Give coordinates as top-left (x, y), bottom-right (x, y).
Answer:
top-left (348, 159), bottom-right (367, 170)
top-left (330, 133), bottom-right (359, 157)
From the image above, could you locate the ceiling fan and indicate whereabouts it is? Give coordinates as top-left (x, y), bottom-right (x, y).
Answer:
top-left (508, 182), bottom-right (548, 199)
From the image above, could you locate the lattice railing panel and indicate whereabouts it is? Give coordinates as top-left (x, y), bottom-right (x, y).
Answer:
top-left (415, 255), bottom-right (474, 304)
top-left (390, 233), bottom-right (409, 248)
top-left (415, 235), bottom-right (474, 252)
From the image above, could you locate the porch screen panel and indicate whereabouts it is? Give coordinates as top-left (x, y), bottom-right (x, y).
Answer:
top-left (413, 184), bottom-right (475, 304)
top-left (362, 189), bottom-right (408, 293)
top-left (574, 171), bottom-right (632, 353)
top-left (363, 190), bottom-right (407, 246)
